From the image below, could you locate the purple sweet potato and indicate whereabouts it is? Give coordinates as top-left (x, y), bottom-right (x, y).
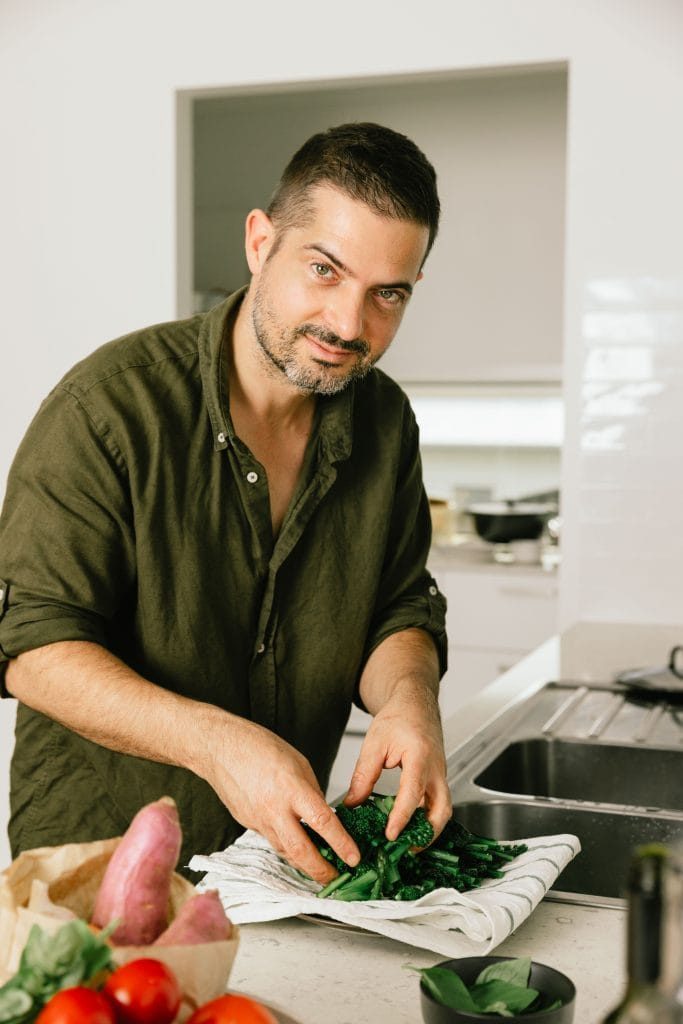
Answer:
top-left (91, 796), bottom-right (182, 945)
top-left (153, 889), bottom-right (233, 945)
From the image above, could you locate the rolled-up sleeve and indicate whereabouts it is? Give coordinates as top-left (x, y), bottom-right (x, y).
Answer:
top-left (0, 386), bottom-right (135, 693)
top-left (361, 407), bottom-right (447, 679)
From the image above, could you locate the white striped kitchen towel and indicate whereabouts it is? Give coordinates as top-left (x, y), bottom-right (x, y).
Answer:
top-left (189, 830), bottom-right (581, 958)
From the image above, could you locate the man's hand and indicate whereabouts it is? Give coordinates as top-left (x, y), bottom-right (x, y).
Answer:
top-left (199, 714), bottom-right (361, 885)
top-left (342, 687), bottom-right (451, 842)
top-left (342, 627), bottom-right (451, 843)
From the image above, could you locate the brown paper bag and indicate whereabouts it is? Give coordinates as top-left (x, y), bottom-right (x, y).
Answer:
top-left (0, 837), bottom-right (240, 1021)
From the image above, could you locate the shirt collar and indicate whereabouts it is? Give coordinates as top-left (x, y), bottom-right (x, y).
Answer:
top-left (197, 286), bottom-right (354, 463)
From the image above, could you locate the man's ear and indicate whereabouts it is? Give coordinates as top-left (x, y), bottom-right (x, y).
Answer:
top-left (244, 208), bottom-right (275, 275)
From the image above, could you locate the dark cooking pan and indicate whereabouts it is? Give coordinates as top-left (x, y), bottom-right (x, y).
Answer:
top-left (468, 501), bottom-right (557, 544)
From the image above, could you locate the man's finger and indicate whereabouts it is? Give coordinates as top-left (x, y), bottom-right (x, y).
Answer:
top-left (343, 739), bottom-right (386, 807)
top-left (385, 765), bottom-right (426, 840)
top-left (299, 797), bottom-right (361, 870)
top-left (274, 817), bottom-right (343, 885)
top-left (423, 780), bottom-right (453, 843)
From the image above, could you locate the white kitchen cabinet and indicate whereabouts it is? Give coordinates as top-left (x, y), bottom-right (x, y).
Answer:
top-left (347, 564), bottom-right (559, 725)
top-left (436, 565), bottom-right (558, 718)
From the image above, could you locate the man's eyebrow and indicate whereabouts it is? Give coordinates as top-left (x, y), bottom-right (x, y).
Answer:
top-left (303, 244), bottom-right (414, 295)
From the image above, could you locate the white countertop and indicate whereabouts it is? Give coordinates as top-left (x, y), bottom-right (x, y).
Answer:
top-left (229, 900), bottom-right (625, 1024)
top-left (429, 536), bottom-right (558, 575)
top-left (228, 620), bottom-right (683, 1024)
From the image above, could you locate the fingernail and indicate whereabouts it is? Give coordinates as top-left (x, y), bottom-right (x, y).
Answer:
top-left (347, 851), bottom-right (360, 867)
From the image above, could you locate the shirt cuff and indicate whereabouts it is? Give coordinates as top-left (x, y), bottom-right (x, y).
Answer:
top-left (0, 598), bottom-right (108, 698)
top-left (355, 576), bottom-right (448, 712)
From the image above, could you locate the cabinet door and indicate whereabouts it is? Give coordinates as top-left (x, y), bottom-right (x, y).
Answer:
top-left (438, 569), bottom-right (558, 652)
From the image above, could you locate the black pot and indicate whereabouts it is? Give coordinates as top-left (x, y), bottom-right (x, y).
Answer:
top-left (468, 501), bottom-right (556, 545)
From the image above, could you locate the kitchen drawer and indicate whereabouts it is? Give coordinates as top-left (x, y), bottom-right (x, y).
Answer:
top-left (440, 569), bottom-right (558, 652)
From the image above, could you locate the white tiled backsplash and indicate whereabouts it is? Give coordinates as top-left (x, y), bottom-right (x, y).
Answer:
top-left (572, 277), bottom-right (683, 623)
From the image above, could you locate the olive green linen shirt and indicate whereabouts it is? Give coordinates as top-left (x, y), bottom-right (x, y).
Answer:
top-left (0, 289), bottom-right (447, 871)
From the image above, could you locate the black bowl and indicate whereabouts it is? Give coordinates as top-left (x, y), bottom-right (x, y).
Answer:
top-left (420, 956), bottom-right (576, 1023)
top-left (468, 503), bottom-right (556, 544)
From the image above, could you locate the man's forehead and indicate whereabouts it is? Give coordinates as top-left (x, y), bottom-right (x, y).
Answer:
top-left (293, 184), bottom-right (429, 274)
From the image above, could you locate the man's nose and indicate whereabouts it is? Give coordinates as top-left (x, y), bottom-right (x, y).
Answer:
top-left (326, 288), bottom-right (365, 342)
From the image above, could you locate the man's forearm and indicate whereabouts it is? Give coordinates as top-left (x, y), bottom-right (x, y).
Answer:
top-left (5, 640), bottom-right (224, 778)
top-left (357, 627), bottom-right (440, 717)
top-left (5, 639), bottom-right (362, 882)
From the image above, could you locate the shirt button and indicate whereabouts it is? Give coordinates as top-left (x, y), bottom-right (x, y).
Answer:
top-left (257, 643), bottom-right (266, 654)
top-left (246, 471), bottom-right (259, 484)
top-left (217, 432), bottom-right (226, 443)
top-left (429, 585), bottom-right (438, 596)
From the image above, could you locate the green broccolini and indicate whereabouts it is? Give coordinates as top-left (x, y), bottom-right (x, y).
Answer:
top-left (304, 793), bottom-right (527, 902)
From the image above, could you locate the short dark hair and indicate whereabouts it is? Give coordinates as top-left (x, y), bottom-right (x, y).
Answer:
top-left (266, 122), bottom-right (440, 262)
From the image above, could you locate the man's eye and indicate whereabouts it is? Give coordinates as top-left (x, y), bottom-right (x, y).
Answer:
top-left (376, 289), bottom-right (405, 306)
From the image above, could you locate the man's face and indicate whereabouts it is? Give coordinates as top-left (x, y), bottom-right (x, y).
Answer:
top-left (246, 185), bottom-right (429, 395)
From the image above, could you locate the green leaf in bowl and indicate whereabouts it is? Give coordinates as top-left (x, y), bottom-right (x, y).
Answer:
top-left (471, 980), bottom-right (540, 1015)
top-left (475, 957), bottom-right (532, 988)
top-left (410, 966), bottom-right (478, 1012)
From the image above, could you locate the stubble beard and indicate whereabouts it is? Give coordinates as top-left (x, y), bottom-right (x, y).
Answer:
top-left (251, 281), bottom-right (374, 396)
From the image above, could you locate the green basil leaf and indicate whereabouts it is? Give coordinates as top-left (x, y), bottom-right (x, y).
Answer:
top-left (0, 989), bottom-right (33, 1022)
top-left (416, 966), bottom-right (479, 1011)
top-left (471, 979), bottom-right (540, 1014)
top-left (47, 923), bottom-right (84, 971)
top-left (475, 956), bottom-right (532, 988)
top-left (18, 925), bottom-right (51, 975)
top-left (0, 918), bottom-right (114, 1024)
top-left (482, 1002), bottom-right (513, 1017)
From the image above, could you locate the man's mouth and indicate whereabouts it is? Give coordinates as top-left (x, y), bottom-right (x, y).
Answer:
top-left (304, 333), bottom-right (355, 363)
top-left (299, 328), bottom-right (368, 366)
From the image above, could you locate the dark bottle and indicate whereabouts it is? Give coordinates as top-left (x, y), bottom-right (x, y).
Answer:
top-left (602, 843), bottom-right (683, 1022)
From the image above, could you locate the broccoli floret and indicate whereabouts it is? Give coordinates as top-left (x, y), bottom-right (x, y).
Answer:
top-left (394, 805), bottom-right (434, 850)
top-left (306, 796), bottom-right (527, 903)
top-left (334, 799), bottom-right (389, 858)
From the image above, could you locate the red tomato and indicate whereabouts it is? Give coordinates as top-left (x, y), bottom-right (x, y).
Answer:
top-left (103, 958), bottom-right (182, 1024)
top-left (187, 993), bottom-right (278, 1024)
top-left (35, 987), bottom-right (117, 1024)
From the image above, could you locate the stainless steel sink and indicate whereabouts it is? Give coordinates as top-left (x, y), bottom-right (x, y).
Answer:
top-left (446, 680), bottom-right (683, 908)
top-left (456, 800), bottom-right (683, 901)
top-left (474, 738), bottom-right (683, 811)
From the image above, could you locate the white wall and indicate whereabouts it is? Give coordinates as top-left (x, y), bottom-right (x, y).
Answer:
top-left (1, 0), bottom-right (683, 868)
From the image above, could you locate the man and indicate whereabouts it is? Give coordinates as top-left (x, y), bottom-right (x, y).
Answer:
top-left (0, 122), bottom-right (449, 882)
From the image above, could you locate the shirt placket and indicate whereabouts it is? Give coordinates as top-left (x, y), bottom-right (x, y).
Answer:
top-left (243, 452), bottom-right (342, 730)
